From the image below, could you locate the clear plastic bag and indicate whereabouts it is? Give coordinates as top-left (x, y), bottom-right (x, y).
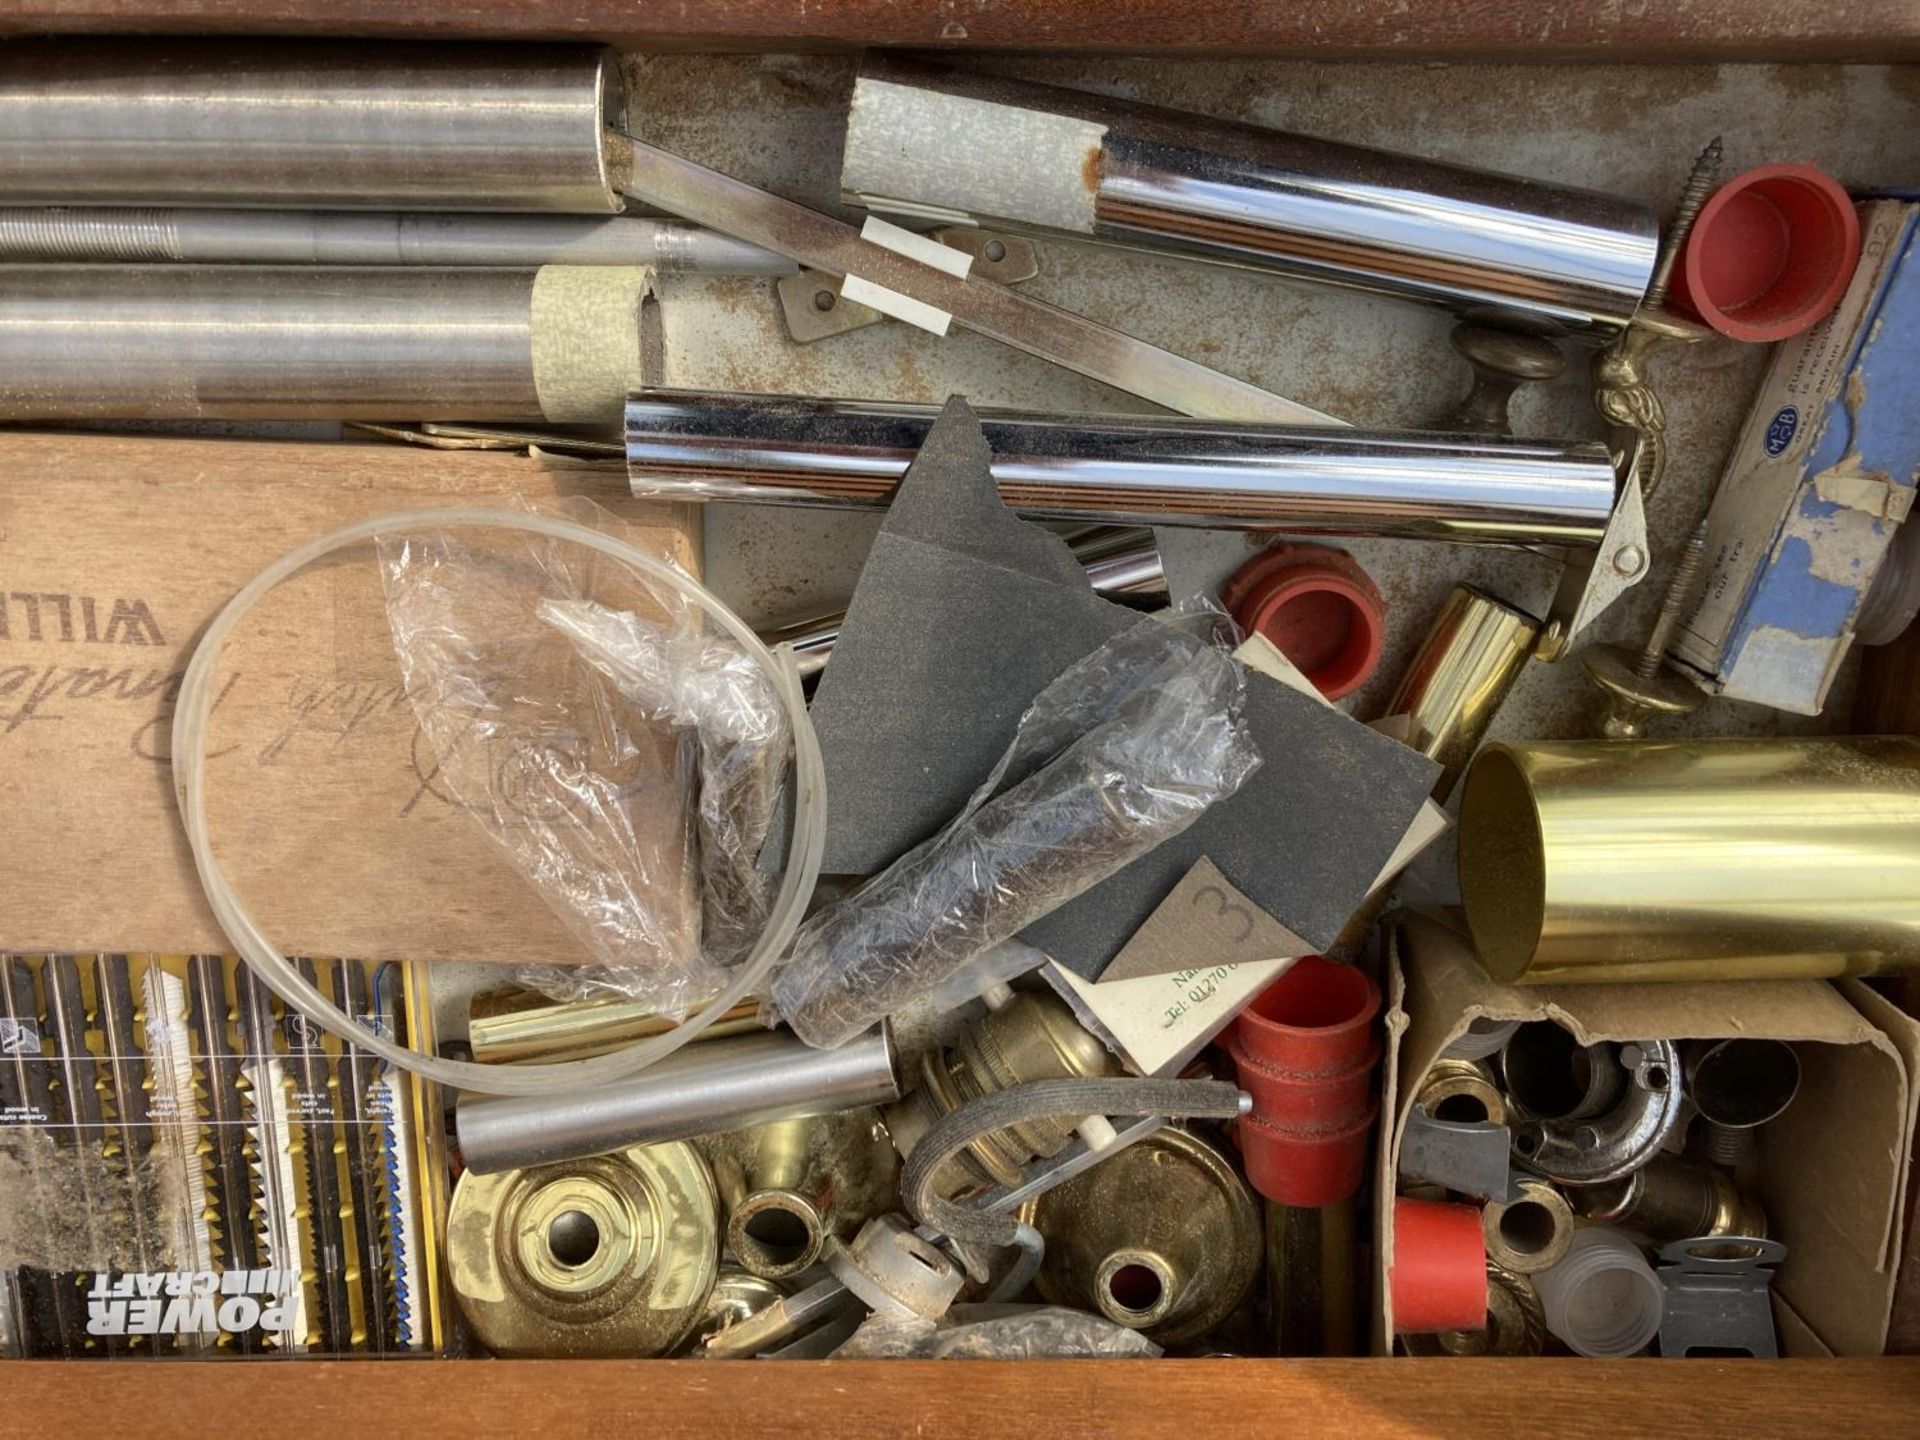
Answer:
top-left (378, 505), bottom-right (791, 1017)
top-left (832, 1304), bottom-right (1163, 1360)
top-left (770, 609), bottom-right (1260, 1049)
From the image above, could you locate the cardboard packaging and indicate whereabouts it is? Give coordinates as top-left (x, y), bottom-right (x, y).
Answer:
top-left (0, 431), bottom-right (700, 966)
top-left (1378, 916), bottom-right (1920, 1357)
top-left (1672, 199), bottom-right (1920, 716)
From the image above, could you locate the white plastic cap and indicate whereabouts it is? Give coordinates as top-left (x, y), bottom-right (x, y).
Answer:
top-left (1533, 1225), bottom-right (1663, 1358)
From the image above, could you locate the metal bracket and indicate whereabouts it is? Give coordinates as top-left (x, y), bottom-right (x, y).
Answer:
top-left (779, 229), bottom-right (1040, 343)
top-left (1397, 1109), bottom-right (1512, 1201)
top-left (1536, 463), bottom-right (1649, 660)
top-left (1658, 1236), bottom-right (1787, 1358)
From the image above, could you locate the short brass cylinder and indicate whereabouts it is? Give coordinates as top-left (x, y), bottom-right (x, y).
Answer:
top-left (1572, 1154), bottom-right (1766, 1244)
top-left (1386, 585), bottom-right (1540, 801)
top-left (1457, 737), bottom-right (1920, 984)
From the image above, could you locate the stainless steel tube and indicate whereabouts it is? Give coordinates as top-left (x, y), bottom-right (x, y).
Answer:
top-left (626, 391), bottom-right (1618, 547)
top-left (455, 1027), bottom-right (901, 1174)
top-left (0, 265), bottom-right (652, 422)
top-left (0, 40), bottom-right (622, 212)
top-left (0, 209), bottom-right (795, 274)
top-left (843, 61), bottom-right (1659, 336)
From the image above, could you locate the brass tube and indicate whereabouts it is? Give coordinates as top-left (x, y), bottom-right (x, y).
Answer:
top-left (1385, 585), bottom-right (1540, 801)
top-left (1457, 737), bottom-right (1920, 984)
top-left (468, 991), bottom-right (763, 1065)
top-left (1265, 1198), bottom-right (1360, 1357)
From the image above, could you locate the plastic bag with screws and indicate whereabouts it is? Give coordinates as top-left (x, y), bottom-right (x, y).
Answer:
top-left (832, 1304), bottom-right (1164, 1360)
top-left (378, 504), bottom-right (791, 1017)
top-left (770, 608), bottom-right (1260, 1049)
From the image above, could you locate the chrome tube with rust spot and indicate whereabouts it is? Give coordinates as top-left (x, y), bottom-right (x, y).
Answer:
top-left (1458, 737), bottom-right (1920, 984)
top-left (843, 61), bottom-right (1659, 336)
top-left (0, 40), bottom-right (623, 212)
top-left (1384, 586), bottom-right (1542, 800)
top-left (626, 391), bottom-right (1617, 547)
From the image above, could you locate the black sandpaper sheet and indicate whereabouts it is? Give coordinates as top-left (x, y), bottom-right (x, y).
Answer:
top-left (797, 396), bottom-right (1442, 978)
top-left (805, 396), bottom-right (1140, 874)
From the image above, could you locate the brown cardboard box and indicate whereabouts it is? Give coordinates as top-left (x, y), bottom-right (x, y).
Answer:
top-left (1378, 916), bottom-right (1920, 1357)
top-left (0, 430), bottom-right (702, 966)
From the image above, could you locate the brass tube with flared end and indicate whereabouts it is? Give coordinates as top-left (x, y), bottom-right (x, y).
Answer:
top-left (1457, 737), bottom-right (1920, 984)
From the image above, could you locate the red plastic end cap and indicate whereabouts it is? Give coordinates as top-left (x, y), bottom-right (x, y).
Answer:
top-left (1222, 544), bottom-right (1386, 701)
top-left (1237, 1104), bottom-right (1379, 1207)
top-left (1391, 1197), bottom-right (1488, 1334)
top-left (1233, 955), bottom-right (1382, 1077)
top-left (1669, 163), bottom-right (1861, 344)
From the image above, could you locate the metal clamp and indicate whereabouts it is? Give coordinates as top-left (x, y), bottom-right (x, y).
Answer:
top-left (1658, 1236), bottom-right (1787, 1359)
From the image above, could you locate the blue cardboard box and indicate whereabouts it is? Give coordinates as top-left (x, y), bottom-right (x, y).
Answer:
top-left (1672, 200), bottom-right (1920, 715)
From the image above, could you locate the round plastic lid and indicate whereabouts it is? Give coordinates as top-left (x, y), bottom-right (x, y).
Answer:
top-left (1222, 545), bottom-right (1386, 700)
top-left (1671, 163), bottom-right (1861, 344)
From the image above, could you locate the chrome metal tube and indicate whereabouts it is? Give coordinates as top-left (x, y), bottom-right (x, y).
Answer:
top-left (0, 265), bottom-right (652, 422)
top-left (455, 1027), bottom-right (901, 1174)
top-left (0, 40), bottom-right (621, 212)
top-left (843, 62), bottom-right (1659, 336)
top-left (0, 209), bottom-right (795, 274)
top-left (760, 531), bottom-right (1165, 679)
top-left (627, 391), bottom-right (1617, 547)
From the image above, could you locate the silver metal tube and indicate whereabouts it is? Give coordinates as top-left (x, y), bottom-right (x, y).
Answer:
top-left (627, 391), bottom-right (1617, 547)
top-left (0, 266), bottom-right (533, 420)
top-left (760, 533), bottom-right (1165, 678)
top-left (0, 265), bottom-right (652, 422)
top-left (843, 62), bottom-right (1659, 336)
top-left (0, 209), bottom-right (796, 274)
top-left (455, 1028), bottom-right (901, 1174)
top-left (0, 40), bottom-right (621, 212)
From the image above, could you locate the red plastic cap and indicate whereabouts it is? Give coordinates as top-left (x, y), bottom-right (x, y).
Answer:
top-left (1236, 1104), bottom-right (1379, 1208)
top-left (1234, 955), bottom-right (1382, 1076)
top-left (1228, 957), bottom-right (1383, 1206)
top-left (1391, 1197), bottom-right (1488, 1334)
top-left (1222, 544), bottom-right (1386, 701)
top-left (1669, 163), bottom-right (1861, 344)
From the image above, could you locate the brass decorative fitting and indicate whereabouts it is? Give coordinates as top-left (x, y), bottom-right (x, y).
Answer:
top-left (447, 1142), bottom-right (719, 1357)
top-left (1020, 1127), bottom-right (1261, 1346)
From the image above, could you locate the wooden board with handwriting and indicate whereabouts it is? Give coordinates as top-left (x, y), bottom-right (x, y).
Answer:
top-left (0, 430), bottom-right (701, 965)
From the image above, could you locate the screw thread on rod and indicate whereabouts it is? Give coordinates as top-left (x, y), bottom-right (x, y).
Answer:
top-left (1643, 138), bottom-right (1725, 312)
top-left (1635, 521), bottom-right (1711, 682)
top-left (1703, 1121), bottom-right (1757, 1168)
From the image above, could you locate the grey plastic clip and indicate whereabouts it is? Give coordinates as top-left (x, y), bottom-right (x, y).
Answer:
top-left (1398, 1109), bottom-right (1512, 1200)
top-left (1657, 1235), bottom-right (1787, 1359)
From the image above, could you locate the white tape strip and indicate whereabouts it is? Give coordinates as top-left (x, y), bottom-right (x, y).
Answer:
top-left (839, 274), bottom-right (954, 336)
top-left (859, 216), bottom-right (974, 277)
top-left (837, 215), bottom-right (973, 336)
